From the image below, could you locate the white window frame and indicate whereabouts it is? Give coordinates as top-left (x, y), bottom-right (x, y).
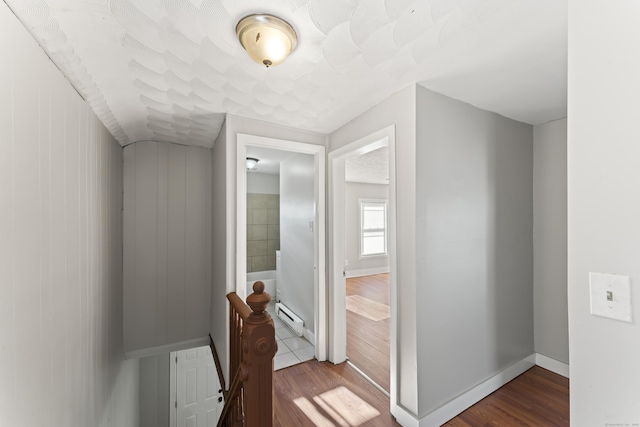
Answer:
top-left (359, 199), bottom-right (388, 259)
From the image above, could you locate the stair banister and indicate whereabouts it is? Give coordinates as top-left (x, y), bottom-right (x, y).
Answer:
top-left (213, 281), bottom-right (276, 427)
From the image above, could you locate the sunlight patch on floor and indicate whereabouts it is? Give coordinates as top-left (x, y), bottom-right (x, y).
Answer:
top-left (293, 386), bottom-right (380, 426)
top-left (293, 397), bottom-right (336, 427)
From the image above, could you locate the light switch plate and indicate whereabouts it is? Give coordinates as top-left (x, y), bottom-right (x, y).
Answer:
top-left (589, 272), bottom-right (632, 323)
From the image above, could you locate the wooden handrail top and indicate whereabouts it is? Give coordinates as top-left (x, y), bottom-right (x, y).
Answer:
top-left (228, 281), bottom-right (272, 320)
top-left (227, 292), bottom-right (252, 319)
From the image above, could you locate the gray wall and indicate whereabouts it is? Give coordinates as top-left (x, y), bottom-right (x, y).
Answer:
top-left (415, 86), bottom-right (534, 416)
top-left (568, 0), bottom-right (640, 423)
top-left (0, 2), bottom-right (140, 425)
top-left (345, 182), bottom-right (390, 275)
top-left (139, 354), bottom-right (170, 427)
top-left (279, 153), bottom-right (316, 332)
top-left (533, 119), bottom-right (568, 364)
top-left (247, 172), bottom-right (279, 194)
top-left (123, 141), bottom-right (212, 355)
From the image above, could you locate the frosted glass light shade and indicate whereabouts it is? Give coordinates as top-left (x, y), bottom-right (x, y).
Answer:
top-left (246, 157), bottom-right (259, 169)
top-left (236, 14), bottom-right (297, 67)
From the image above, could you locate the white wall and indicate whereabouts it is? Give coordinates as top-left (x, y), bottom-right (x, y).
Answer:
top-left (0, 3), bottom-right (139, 425)
top-left (415, 86), bottom-right (534, 417)
top-left (533, 118), bottom-right (568, 364)
top-left (279, 153), bottom-right (316, 331)
top-left (329, 85), bottom-right (418, 415)
top-left (139, 353), bottom-right (170, 427)
top-left (345, 182), bottom-right (390, 275)
top-left (568, 1), bottom-right (640, 424)
top-left (123, 141), bottom-right (211, 356)
top-left (247, 172), bottom-right (279, 194)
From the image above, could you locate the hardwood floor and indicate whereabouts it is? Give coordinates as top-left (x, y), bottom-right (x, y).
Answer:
top-left (444, 366), bottom-right (570, 427)
top-left (273, 272), bottom-right (569, 425)
top-left (346, 273), bottom-right (391, 392)
top-left (274, 362), bottom-right (569, 426)
top-left (273, 360), bottom-right (400, 427)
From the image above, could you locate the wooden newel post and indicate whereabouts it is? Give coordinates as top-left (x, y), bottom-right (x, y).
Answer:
top-left (243, 281), bottom-right (277, 427)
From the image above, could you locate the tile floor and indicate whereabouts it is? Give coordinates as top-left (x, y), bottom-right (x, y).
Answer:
top-left (267, 301), bottom-right (315, 370)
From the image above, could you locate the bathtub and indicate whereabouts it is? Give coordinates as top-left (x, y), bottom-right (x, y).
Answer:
top-left (246, 270), bottom-right (277, 298)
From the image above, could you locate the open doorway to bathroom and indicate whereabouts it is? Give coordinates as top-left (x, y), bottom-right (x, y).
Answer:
top-left (244, 146), bottom-right (316, 370)
top-left (236, 134), bottom-right (326, 364)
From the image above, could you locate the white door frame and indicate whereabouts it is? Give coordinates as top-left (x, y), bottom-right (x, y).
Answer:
top-left (236, 133), bottom-right (326, 361)
top-left (170, 351), bottom-right (177, 427)
top-left (328, 125), bottom-right (397, 407)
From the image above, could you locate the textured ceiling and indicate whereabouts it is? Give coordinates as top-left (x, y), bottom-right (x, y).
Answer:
top-left (346, 146), bottom-right (389, 184)
top-left (6, 0), bottom-right (567, 148)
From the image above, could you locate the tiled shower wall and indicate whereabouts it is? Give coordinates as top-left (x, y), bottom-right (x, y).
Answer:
top-left (247, 193), bottom-right (280, 272)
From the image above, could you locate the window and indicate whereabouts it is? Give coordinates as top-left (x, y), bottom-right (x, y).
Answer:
top-left (360, 200), bottom-right (387, 257)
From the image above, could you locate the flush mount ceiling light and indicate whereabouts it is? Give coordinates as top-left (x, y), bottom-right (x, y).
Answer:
top-left (246, 157), bottom-right (259, 169)
top-left (236, 14), bottom-right (297, 68)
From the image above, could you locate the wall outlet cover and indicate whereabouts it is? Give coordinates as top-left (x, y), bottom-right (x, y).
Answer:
top-left (589, 272), bottom-right (632, 323)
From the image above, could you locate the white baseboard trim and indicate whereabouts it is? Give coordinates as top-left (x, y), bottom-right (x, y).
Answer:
top-left (535, 353), bottom-right (570, 378)
top-left (124, 336), bottom-right (210, 360)
top-left (418, 354), bottom-right (536, 427)
top-left (304, 328), bottom-right (315, 347)
top-left (391, 404), bottom-right (420, 427)
top-left (345, 266), bottom-right (390, 278)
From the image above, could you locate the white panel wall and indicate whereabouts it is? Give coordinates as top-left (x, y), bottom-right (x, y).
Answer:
top-left (123, 141), bottom-right (212, 355)
top-left (0, 3), bottom-right (139, 426)
top-left (140, 353), bottom-right (170, 427)
top-left (568, 1), bottom-right (640, 424)
top-left (279, 153), bottom-right (316, 330)
top-left (345, 182), bottom-right (390, 275)
top-left (533, 119), bottom-right (568, 364)
top-left (415, 86), bottom-right (534, 416)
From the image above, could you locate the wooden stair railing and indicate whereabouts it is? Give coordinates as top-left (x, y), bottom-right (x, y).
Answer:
top-left (210, 281), bottom-right (277, 427)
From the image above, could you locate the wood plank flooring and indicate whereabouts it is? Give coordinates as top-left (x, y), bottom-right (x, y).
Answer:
top-left (346, 273), bottom-right (391, 392)
top-left (274, 362), bottom-right (569, 426)
top-left (273, 272), bottom-right (569, 425)
top-left (444, 366), bottom-right (570, 427)
top-left (273, 360), bottom-right (400, 427)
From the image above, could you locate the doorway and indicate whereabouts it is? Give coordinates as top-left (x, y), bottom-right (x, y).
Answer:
top-left (343, 145), bottom-right (391, 392)
top-left (244, 145), bottom-right (316, 370)
top-left (236, 134), bottom-right (326, 361)
top-left (169, 346), bottom-right (223, 427)
top-left (329, 125), bottom-right (398, 404)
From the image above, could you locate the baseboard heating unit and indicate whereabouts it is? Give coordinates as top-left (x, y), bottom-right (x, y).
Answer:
top-left (275, 303), bottom-right (304, 336)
